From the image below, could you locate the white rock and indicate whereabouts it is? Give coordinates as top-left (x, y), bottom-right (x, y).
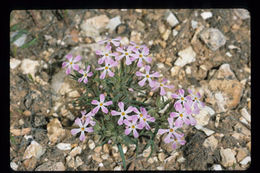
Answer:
top-left (10, 58), bottom-right (21, 69)
top-left (177, 156), bottom-right (186, 163)
top-left (75, 156), bottom-right (84, 167)
top-left (203, 135), bottom-right (218, 151)
top-left (199, 28), bottom-right (226, 51)
top-left (156, 166), bottom-right (164, 170)
top-left (170, 66), bottom-right (181, 76)
top-left (162, 29), bottom-right (171, 41)
top-left (98, 163), bottom-right (104, 167)
top-left (211, 164), bottom-right (222, 170)
top-left (234, 9), bottom-right (250, 20)
top-left (114, 165), bottom-right (122, 171)
top-left (88, 139), bottom-right (95, 150)
top-left (200, 11), bottom-right (213, 20)
top-left (164, 11), bottom-right (179, 27)
top-left (226, 52), bottom-right (232, 57)
top-left (191, 20), bottom-right (198, 29)
top-left (11, 32), bottom-right (27, 47)
top-left (241, 108), bottom-right (251, 123)
top-left (204, 106), bottom-right (215, 116)
top-left (10, 161), bottom-right (18, 171)
top-left (120, 37), bottom-right (129, 46)
top-left (23, 140), bottom-right (46, 160)
top-left (174, 46), bottom-right (196, 67)
top-left (194, 106), bottom-right (211, 127)
top-left (57, 143), bottom-right (71, 151)
top-left (172, 29), bottom-right (178, 36)
top-left (106, 16), bottom-right (121, 33)
top-left (24, 135), bottom-right (33, 140)
top-left (239, 117), bottom-right (249, 126)
top-left (20, 59), bottom-right (39, 79)
top-left (70, 146), bottom-right (82, 157)
top-left (220, 148), bottom-right (236, 167)
top-left (240, 156), bottom-right (251, 165)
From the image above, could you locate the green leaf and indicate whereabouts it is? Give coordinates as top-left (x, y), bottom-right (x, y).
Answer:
top-left (118, 143), bottom-right (126, 170)
top-left (27, 73), bottom-right (34, 82)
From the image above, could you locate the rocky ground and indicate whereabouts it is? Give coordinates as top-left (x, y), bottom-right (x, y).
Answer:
top-left (10, 9), bottom-right (251, 171)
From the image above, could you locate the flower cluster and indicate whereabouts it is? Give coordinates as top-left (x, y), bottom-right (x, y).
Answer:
top-left (63, 37), bottom-right (205, 151)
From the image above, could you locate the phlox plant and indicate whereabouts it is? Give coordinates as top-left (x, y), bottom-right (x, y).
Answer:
top-left (62, 37), bottom-right (204, 169)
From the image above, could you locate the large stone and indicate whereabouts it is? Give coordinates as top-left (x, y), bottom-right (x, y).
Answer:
top-left (164, 11), bottom-right (179, 27)
top-left (80, 15), bottom-right (109, 38)
top-left (236, 148), bottom-right (248, 162)
top-left (57, 143), bottom-right (71, 151)
top-left (23, 156), bottom-right (37, 171)
top-left (220, 148), bottom-right (236, 167)
top-left (20, 59), bottom-right (39, 79)
top-left (174, 46), bottom-right (196, 67)
top-left (203, 135), bottom-right (218, 151)
top-left (205, 64), bottom-right (244, 113)
top-left (47, 118), bottom-right (66, 145)
top-left (199, 28), bottom-right (226, 51)
top-left (69, 146), bottom-right (82, 157)
top-left (234, 9), bottom-right (250, 20)
top-left (106, 16), bottom-right (121, 33)
top-left (23, 140), bottom-right (46, 160)
top-left (193, 106), bottom-right (212, 127)
top-left (10, 58), bottom-right (21, 69)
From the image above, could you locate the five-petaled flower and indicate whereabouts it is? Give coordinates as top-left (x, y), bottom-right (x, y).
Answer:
top-left (111, 102), bottom-right (135, 125)
top-left (136, 65), bottom-right (160, 87)
top-left (96, 60), bottom-right (118, 79)
top-left (128, 41), bottom-right (147, 52)
top-left (78, 65), bottom-right (93, 84)
top-left (80, 110), bottom-right (96, 126)
top-left (91, 94), bottom-right (113, 114)
top-left (98, 37), bottom-right (121, 48)
top-left (71, 117), bottom-right (94, 141)
top-left (131, 46), bottom-right (152, 67)
top-left (123, 116), bottom-right (143, 138)
top-left (170, 102), bottom-right (193, 127)
top-left (157, 117), bottom-right (184, 144)
top-left (169, 135), bottom-right (186, 149)
top-left (135, 107), bottom-right (155, 130)
top-left (152, 78), bottom-right (174, 96)
top-left (187, 89), bottom-right (205, 109)
top-left (62, 54), bottom-right (81, 75)
top-left (171, 89), bottom-right (190, 105)
top-left (95, 46), bottom-right (118, 65)
top-left (116, 46), bottom-right (134, 65)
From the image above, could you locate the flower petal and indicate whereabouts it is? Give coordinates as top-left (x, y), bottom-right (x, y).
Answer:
top-left (174, 118), bottom-right (183, 127)
top-left (133, 129), bottom-right (139, 138)
top-left (92, 106), bottom-right (100, 114)
top-left (62, 62), bottom-right (68, 68)
top-left (125, 128), bottom-right (132, 135)
top-left (104, 101), bottom-right (113, 106)
top-left (118, 102), bottom-right (124, 112)
top-left (85, 127), bottom-right (94, 133)
top-left (170, 112), bottom-right (178, 118)
top-left (100, 94), bottom-right (105, 102)
top-left (73, 55), bottom-right (81, 62)
top-left (79, 131), bottom-right (85, 141)
top-left (178, 89), bottom-right (185, 96)
top-left (174, 102), bottom-right (183, 112)
top-left (66, 67), bottom-right (71, 75)
top-left (72, 64), bottom-right (79, 71)
top-left (83, 77), bottom-right (88, 84)
top-left (111, 110), bottom-right (121, 116)
top-left (91, 100), bottom-right (99, 105)
top-left (66, 54), bottom-right (73, 61)
top-left (125, 106), bottom-right (134, 114)
top-left (171, 93), bottom-right (179, 99)
top-left (107, 70), bottom-right (114, 77)
top-left (78, 77), bottom-right (84, 83)
top-left (160, 87), bottom-right (166, 96)
top-left (71, 128), bottom-right (80, 135)
top-left (100, 70), bottom-right (106, 79)
top-left (138, 78), bottom-right (147, 87)
top-left (158, 129), bottom-right (169, 135)
top-left (75, 118), bottom-right (83, 127)
top-left (118, 117), bottom-right (124, 125)
top-left (101, 106), bottom-right (108, 114)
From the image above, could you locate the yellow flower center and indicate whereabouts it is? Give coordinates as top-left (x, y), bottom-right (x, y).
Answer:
top-left (140, 113), bottom-right (143, 117)
top-left (84, 73), bottom-right (87, 77)
top-left (136, 46), bottom-right (139, 49)
top-left (181, 97), bottom-right (184, 101)
top-left (131, 125), bottom-right (135, 129)
top-left (139, 54), bottom-right (143, 58)
top-left (180, 113), bottom-right (183, 117)
top-left (160, 83), bottom-right (164, 87)
top-left (70, 62), bottom-right (73, 65)
top-left (105, 53), bottom-right (109, 56)
top-left (143, 118), bottom-right (146, 122)
top-left (170, 128), bottom-right (174, 132)
top-left (122, 112), bottom-right (125, 116)
top-left (105, 66), bottom-right (109, 70)
top-left (81, 127), bottom-right (85, 131)
top-left (125, 52), bottom-right (129, 56)
top-left (146, 75), bottom-right (150, 78)
top-left (194, 97), bottom-right (197, 100)
top-left (100, 103), bottom-right (103, 106)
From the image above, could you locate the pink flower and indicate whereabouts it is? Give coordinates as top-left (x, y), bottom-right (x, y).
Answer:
top-left (96, 60), bottom-right (118, 79)
top-left (116, 46), bottom-right (134, 65)
top-left (170, 102), bottom-right (191, 127)
top-left (78, 65), bottom-right (93, 84)
top-left (131, 107), bottom-right (155, 130)
top-left (123, 116), bottom-right (143, 138)
top-left (111, 102), bottom-right (135, 125)
top-left (157, 117), bottom-right (184, 143)
top-left (171, 89), bottom-right (190, 105)
top-left (170, 135), bottom-right (186, 149)
top-left (71, 117), bottom-right (93, 141)
top-left (128, 41), bottom-right (147, 52)
top-left (95, 46), bottom-right (118, 65)
top-left (130, 46), bottom-right (152, 67)
top-left (98, 37), bottom-right (121, 48)
top-left (91, 94), bottom-right (113, 114)
top-left (187, 89), bottom-right (205, 108)
top-left (80, 110), bottom-right (96, 126)
top-left (152, 78), bottom-right (174, 96)
top-left (62, 54), bottom-right (81, 75)
top-left (136, 65), bottom-right (160, 87)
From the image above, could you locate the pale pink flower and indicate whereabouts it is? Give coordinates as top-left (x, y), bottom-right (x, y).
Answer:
top-left (130, 46), bottom-right (152, 67)
top-left (170, 102), bottom-right (191, 127)
top-left (95, 46), bottom-right (118, 65)
top-left (131, 107), bottom-right (155, 130)
top-left (111, 102), bottom-right (135, 125)
top-left (96, 60), bottom-right (118, 79)
top-left (128, 41), bottom-right (147, 52)
top-left (98, 37), bottom-right (121, 48)
top-left (91, 94), bottom-right (113, 114)
top-left (157, 117), bottom-right (184, 143)
top-left (62, 54), bottom-right (81, 75)
top-left (171, 89), bottom-right (190, 105)
top-left (136, 65), bottom-right (160, 87)
top-left (123, 116), bottom-right (143, 138)
top-left (71, 117), bottom-right (93, 141)
top-left (78, 65), bottom-right (93, 84)
top-left (170, 135), bottom-right (186, 149)
top-left (152, 78), bottom-right (174, 96)
top-left (116, 46), bottom-right (134, 65)
top-left (80, 110), bottom-right (96, 126)
top-left (187, 89), bottom-right (205, 108)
